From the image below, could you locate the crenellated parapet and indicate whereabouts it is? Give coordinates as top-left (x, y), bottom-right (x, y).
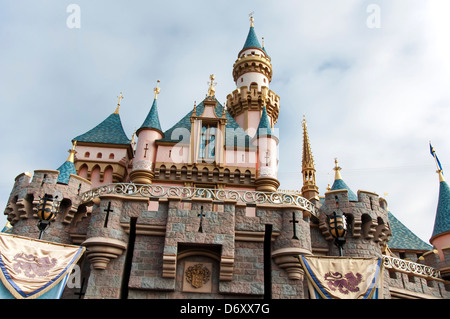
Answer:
top-left (226, 84), bottom-right (280, 127)
top-left (318, 188), bottom-right (391, 257)
top-left (3, 169), bottom-right (92, 243)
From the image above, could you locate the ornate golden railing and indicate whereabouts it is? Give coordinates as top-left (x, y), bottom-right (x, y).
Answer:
top-left (81, 183), bottom-right (317, 216)
top-left (383, 255), bottom-right (440, 278)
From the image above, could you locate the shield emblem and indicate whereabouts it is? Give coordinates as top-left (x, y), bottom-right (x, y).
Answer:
top-left (185, 263), bottom-right (210, 289)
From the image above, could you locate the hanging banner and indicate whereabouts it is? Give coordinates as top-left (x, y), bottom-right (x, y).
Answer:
top-left (0, 233), bottom-right (85, 299)
top-left (299, 255), bottom-right (383, 299)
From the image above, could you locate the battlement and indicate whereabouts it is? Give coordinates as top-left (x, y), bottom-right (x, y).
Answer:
top-left (420, 246), bottom-right (450, 281)
top-left (383, 255), bottom-right (448, 299)
top-left (4, 169), bottom-right (92, 231)
top-left (226, 84), bottom-right (280, 124)
top-left (319, 188), bottom-right (391, 256)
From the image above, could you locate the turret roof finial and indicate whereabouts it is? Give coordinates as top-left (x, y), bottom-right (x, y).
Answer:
top-left (334, 158), bottom-right (342, 180)
top-left (207, 74), bottom-right (216, 97)
top-left (66, 140), bottom-right (77, 163)
top-left (249, 11), bottom-right (254, 27)
top-left (154, 80), bottom-right (161, 100)
top-left (114, 92), bottom-right (124, 114)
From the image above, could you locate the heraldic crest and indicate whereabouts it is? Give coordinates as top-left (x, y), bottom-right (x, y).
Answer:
top-left (185, 263), bottom-right (211, 289)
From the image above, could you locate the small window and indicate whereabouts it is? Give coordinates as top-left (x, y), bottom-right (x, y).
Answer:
top-left (198, 124), bottom-right (216, 162)
top-left (97, 153), bottom-right (102, 159)
top-left (109, 153), bottom-right (114, 159)
top-left (241, 78), bottom-right (243, 83)
top-left (85, 152), bottom-right (90, 158)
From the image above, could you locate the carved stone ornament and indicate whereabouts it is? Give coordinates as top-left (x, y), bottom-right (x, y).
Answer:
top-left (185, 263), bottom-right (211, 289)
top-left (132, 160), bottom-right (153, 171)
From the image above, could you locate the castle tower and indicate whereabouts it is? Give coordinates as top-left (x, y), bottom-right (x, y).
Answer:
top-left (301, 116), bottom-right (319, 202)
top-left (253, 105), bottom-right (279, 192)
top-left (72, 93), bottom-right (133, 187)
top-left (429, 145), bottom-right (450, 262)
top-left (130, 81), bottom-right (164, 184)
top-left (226, 15), bottom-right (280, 137)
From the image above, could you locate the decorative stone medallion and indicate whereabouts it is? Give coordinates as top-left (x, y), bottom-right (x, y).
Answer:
top-left (182, 262), bottom-right (212, 293)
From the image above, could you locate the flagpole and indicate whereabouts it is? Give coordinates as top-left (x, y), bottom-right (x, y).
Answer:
top-left (430, 142), bottom-right (445, 182)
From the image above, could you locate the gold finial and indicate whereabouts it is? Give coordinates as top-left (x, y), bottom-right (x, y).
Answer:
top-left (67, 140), bottom-right (77, 163)
top-left (154, 80), bottom-right (161, 99)
top-left (131, 129), bottom-right (137, 151)
top-left (207, 74), bottom-right (216, 97)
top-left (302, 114), bottom-right (307, 128)
top-left (222, 103), bottom-right (226, 118)
top-left (333, 158), bottom-right (342, 180)
top-left (192, 101), bottom-right (197, 116)
top-left (249, 11), bottom-right (255, 27)
top-left (114, 92), bottom-right (124, 114)
top-left (262, 37), bottom-right (265, 47)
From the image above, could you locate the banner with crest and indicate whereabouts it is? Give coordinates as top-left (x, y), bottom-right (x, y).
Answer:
top-left (0, 233), bottom-right (85, 299)
top-left (299, 255), bottom-right (383, 299)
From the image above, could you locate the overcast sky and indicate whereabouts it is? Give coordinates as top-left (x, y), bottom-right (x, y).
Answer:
top-left (1, 0), bottom-right (449, 244)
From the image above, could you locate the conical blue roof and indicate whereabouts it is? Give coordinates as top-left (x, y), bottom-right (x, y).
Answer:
top-left (73, 113), bottom-right (131, 145)
top-left (256, 106), bottom-right (273, 137)
top-left (242, 26), bottom-right (262, 51)
top-left (387, 211), bottom-right (432, 251)
top-left (431, 180), bottom-right (450, 239)
top-left (330, 178), bottom-right (358, 201)
top-left (138, 98), bottom-right (162, 134)
top-left (56, 160), bottom-right (77, 184)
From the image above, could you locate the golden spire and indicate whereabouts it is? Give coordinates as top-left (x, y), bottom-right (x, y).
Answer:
top-left (67, 140), bottom-right (77, 163)
top-left (207, 74), bottom-right (216, 97)
top-left (249, 11), bottom-right (254, 27)
top-left (114, 92), bottom-right (124, 114)
top-left (154, 80), bottom-right (161, 99)
top-left (302, 115), bottom-right (314, 168)
top-left (301, 115), bottom-right (319, 200)
top-left (334, 158), bottom-right (342, 180)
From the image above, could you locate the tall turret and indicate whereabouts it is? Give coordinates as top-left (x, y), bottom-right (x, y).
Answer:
top-left (130, 81), bottom-right (164, 184)
top-left (226, 15), bottom-right (280, 137)
top-left (252, 104), bottom-right (279, 192)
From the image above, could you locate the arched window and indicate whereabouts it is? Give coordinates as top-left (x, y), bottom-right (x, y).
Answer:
top-left (109, 153), bottom-right (115, 160)
top-left (97, 152), bottom-right (102, 159)
top-left (84, 152), bottom-right (90, 158)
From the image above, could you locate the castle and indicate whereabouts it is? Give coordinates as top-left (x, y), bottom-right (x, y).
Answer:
top-left (2, 17), bottom-right (449, 299)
